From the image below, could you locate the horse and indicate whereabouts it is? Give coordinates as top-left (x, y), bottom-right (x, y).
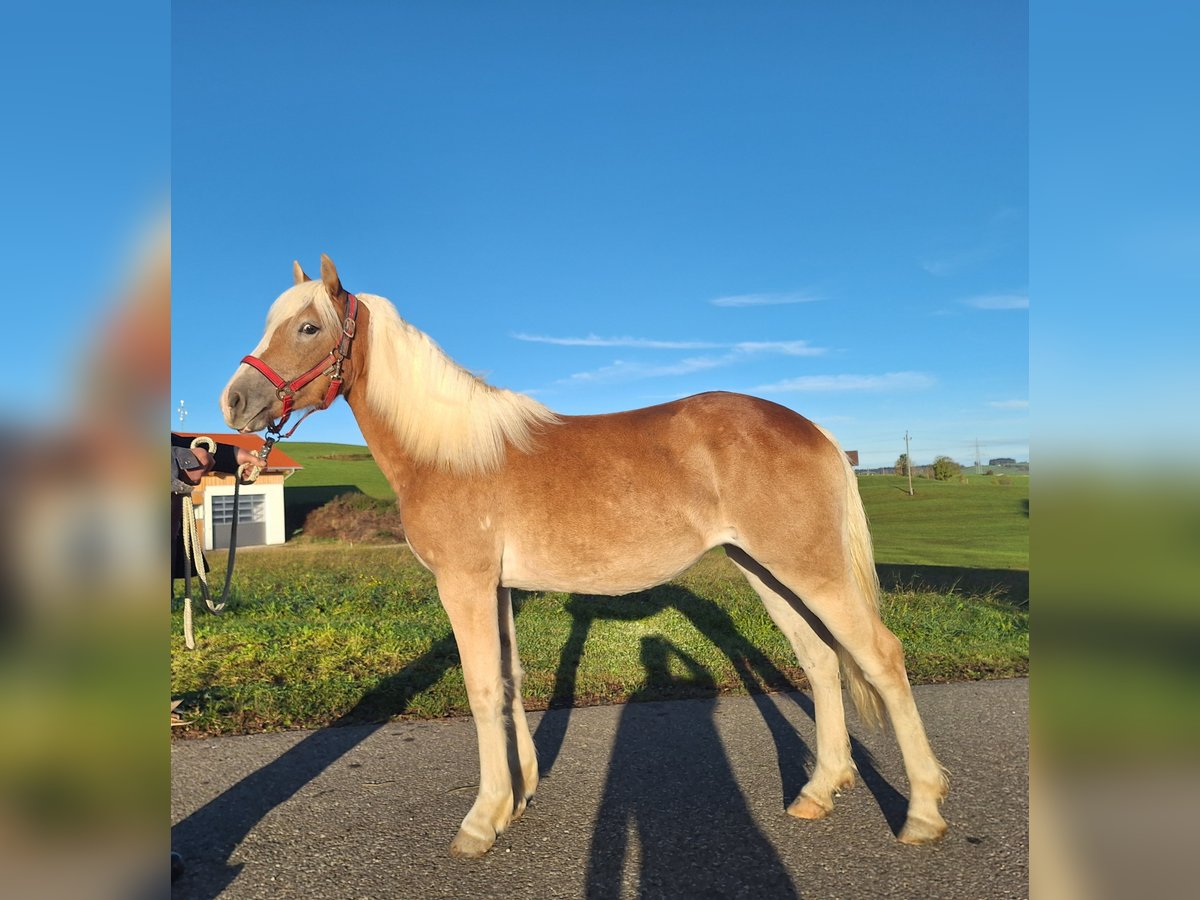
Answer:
top-left (221, 255), bottom-right (948, 858)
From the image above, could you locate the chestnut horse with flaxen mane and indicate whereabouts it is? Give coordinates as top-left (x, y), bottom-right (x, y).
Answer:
top-left (221, 255), bottom-right (948, 858)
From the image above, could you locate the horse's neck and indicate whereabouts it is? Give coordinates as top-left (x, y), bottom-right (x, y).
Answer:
top-left (344, 380), bottom-right (424, 505)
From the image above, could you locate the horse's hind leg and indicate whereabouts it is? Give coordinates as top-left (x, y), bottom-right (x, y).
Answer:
top-left (762, 562), bottom-right (949, 843)
top-left (438, 575), bottom-right (515, 858)
top-left (727, 549), bottom-right (857, 820)
top-left (498, 587), bottom-right (538, 818)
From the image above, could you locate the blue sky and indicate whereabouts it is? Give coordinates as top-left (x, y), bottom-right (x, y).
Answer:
top-left (2, 1), bottom-right (168, 424)
top-left (170, 2), bottom-right (1028, 470)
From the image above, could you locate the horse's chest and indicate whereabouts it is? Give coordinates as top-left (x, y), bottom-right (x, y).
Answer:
top-left (401, 508), bottom-right (500, 574)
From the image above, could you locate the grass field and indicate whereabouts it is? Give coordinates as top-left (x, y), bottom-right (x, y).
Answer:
top-left (172, 445), bottom-right (1028, 736)
top-left (859, 474), bottom-right (1029, 569)
top-left (172, 546), bottom-right (1026, 735)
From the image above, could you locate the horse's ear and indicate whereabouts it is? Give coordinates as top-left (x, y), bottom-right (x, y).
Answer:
top-left (292, 260), bottom-right (311, 285)
top-left (320, 254), bottom-right (342, 298)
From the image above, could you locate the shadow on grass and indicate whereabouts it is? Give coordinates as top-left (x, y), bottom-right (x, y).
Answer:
top-left (171, 631), bottom-right (460, 899)
top-left (876, 563), bottom-right (1028, 607)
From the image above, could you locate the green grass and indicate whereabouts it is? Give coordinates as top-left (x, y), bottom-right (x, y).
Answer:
top-left (277, 442), bottom-right (397, 500)
top-left (172, 449), bottom-right (1028, 736)
top-left (859, 474), bottom-right (1029, 569)
top-left (172, 551), bottom-right (1027, 736)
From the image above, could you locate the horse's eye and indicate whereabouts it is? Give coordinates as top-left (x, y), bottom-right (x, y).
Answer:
top-left (300, 323), bottom-right (320, 335)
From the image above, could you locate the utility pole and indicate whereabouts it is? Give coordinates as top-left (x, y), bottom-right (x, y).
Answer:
top-left (975, 438), bottom-right (982, 476)
top-left (904, 430), bottom-right (914, 496)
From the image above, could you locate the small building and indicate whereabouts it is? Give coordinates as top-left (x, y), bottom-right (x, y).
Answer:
top-left (988, 457), bottom-right (1017, 467)
top-left (173, 433), bottom-right (302, 550)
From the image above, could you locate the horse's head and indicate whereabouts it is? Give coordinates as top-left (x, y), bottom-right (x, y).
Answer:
top-left (221, 254), bottom-right (359, 435)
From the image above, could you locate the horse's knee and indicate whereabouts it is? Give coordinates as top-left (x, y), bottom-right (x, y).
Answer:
top-left (464, 673), bottom-right (506, 714)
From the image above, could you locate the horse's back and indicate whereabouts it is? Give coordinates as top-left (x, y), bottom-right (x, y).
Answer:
top-left (535, 391), bottom-right (841, 484)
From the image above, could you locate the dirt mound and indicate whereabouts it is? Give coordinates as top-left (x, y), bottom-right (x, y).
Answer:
top-left (301, 492), bottom-right (405, 543)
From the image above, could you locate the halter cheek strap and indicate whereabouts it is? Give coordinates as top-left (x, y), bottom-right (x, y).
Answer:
top-left (241, 292), bottom-right (359, 439)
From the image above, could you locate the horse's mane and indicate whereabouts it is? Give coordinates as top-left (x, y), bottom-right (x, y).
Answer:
top-left (355, 292), bottom-right (559, 473)
top-left (265, 283), bottom-right (558, 473)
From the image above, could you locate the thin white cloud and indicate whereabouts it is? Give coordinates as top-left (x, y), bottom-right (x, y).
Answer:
top-left (519, 334), bottom-right (825, 357)
top-left (989, 399), bottom-right (1029, 409)
top-left (732, 340), bottom-right (824, 356)
top-left (962, 293), bottom-right (1029, 310)
top-left (710, 291), bottom-right (822, 307)
top-left (920, 243), bottom-right (997, 277)
top-left (559, 340), bottom-right (828, 384)
top-left (566, 357), bottom-right (726, 383)
top-left (512, 333), bottom-right (722, 350)
top-left (753, 372), bottom-right (936, 393)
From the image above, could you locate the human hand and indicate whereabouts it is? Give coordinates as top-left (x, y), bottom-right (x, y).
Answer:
top-left (181, 447), bottom-right (216, 484)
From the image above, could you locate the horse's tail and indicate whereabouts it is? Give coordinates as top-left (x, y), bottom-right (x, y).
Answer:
top-left (816, 425), bottom-right (888, 731)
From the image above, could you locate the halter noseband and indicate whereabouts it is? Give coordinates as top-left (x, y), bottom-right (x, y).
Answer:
top-left (241, 291), bottom-right (360, 440)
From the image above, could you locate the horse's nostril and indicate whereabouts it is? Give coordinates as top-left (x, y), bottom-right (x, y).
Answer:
top-left (228, 390), bottom-right (243, 415)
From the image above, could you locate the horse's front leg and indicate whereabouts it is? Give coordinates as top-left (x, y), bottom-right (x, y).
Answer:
top-left (439, 574), bottom-right (514, 858)
top-left (498, 587), bottom-right (538, 819)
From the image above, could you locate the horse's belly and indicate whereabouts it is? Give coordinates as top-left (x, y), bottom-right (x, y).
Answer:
top-left (500, 538), bottom-right (710, 596)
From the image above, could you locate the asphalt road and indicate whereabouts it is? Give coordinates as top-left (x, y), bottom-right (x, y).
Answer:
top-left (171, 678), bottom-right (1028, 899)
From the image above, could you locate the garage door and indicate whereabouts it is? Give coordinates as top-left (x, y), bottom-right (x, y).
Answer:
top-left (211, 492), bottom-right (267, 548)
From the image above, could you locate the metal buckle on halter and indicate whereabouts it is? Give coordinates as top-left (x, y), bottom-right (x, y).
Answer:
top-left (323, 358), bottom-right (344, 380)
top-left (342, 317), bottom-right (356, 338)
top-left (276, 385), bottom-right (295, 401)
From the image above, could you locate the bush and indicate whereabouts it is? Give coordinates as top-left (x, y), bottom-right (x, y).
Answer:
top-left (932, 455), bottom-right (963, 481)
top-left (301, 492), bottom-right (406, 543)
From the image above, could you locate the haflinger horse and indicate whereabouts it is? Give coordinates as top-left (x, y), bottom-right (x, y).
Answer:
top-left (222, 255), bottom-right (949, 858)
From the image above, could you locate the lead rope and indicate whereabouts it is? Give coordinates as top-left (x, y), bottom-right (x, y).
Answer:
top-left (180, 436), bottom-right (264, 649)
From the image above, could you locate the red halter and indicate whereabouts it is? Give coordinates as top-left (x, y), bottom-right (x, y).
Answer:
top-left (241, 292), bottom-right (360, 439)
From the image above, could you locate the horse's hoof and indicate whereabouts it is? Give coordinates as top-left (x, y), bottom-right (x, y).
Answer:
top-left (898, 815), bottom-right (948, 845)
top-left (787, 795), bottom-right (832, 820)
top-left (512, 794), bottom-right (533, 821)
top-left (449, 829), bottom-right (495, 858)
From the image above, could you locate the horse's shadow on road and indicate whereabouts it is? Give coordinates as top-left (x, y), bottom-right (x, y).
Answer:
top-left (171, 585), bottom-right (907, 898)
top-left (529, 584), bottom-right (908, 897)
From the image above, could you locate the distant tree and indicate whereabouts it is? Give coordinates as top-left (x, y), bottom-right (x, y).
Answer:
top-left (895, 453), bottom-right (909, 476)
top-left (932, 455), bottom-right (963, 481)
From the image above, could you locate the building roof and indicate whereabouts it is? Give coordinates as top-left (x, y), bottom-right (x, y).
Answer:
top-left (172, 432), bottom-right (303, 470)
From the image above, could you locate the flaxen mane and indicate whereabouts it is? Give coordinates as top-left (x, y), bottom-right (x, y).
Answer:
top-left (359, 292), bottom-right (559, 473)
top-left (262, 283), bottom-right (558, 473)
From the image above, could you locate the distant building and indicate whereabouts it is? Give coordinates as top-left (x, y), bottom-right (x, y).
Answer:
top-left (173, 433), bottom-right (303, 550)
top-left (989, 457), bottom-right (1017, 466)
